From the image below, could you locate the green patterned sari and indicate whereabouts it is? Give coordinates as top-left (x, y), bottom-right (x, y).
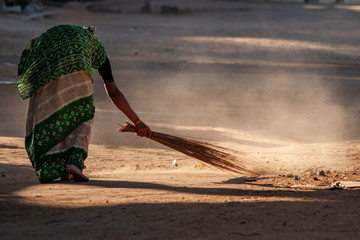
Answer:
top-left (17, 25), bottom-right (106, 183)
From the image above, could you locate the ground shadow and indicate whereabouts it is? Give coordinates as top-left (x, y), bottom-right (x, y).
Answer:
top-left (1, 162), bottom-right (359, 239)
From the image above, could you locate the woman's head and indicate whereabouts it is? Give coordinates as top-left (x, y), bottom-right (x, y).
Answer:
top-left (83, 26), bottom-right (96, 34)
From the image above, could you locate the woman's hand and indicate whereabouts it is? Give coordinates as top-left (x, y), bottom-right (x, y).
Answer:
top-left (135, 121), bottom-right (152, 138)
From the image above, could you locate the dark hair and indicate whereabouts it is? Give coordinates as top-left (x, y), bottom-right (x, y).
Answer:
top-left (83, 26), bottom-right (96, 33)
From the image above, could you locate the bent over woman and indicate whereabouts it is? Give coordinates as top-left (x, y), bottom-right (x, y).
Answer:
top-left (17, 25), bottom-right (151, 183)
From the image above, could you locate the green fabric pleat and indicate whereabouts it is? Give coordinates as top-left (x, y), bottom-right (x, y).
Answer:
top-left (25, 95), bottom-right (95, 167)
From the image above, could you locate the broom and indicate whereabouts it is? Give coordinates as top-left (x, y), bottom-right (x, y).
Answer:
top-left (118, 122), bottom-right (256, 174)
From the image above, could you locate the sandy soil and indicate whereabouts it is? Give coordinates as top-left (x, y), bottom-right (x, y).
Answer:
top-left (1, 1), bottom-right (360, 239)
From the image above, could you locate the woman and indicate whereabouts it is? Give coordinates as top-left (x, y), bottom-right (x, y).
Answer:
top-left (17, 25), bottom-right (151, 183)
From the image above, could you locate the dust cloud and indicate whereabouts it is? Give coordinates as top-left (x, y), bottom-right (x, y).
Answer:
top-left (137, 56), bottom-right (349, 143)
top-left (113, 38), bottom-right (358, 173)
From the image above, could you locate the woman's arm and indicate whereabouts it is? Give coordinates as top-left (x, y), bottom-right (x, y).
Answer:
top-left (104, 81), bottom-right (152, 138)
top-left (98, 56), bottom-right (151, 138)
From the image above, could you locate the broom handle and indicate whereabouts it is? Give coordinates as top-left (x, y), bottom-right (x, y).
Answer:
top-left (118, 122), bottom-right (155, 138)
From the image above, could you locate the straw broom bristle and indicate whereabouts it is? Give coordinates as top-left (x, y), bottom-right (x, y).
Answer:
top-left (118, 122), bottom-right (256, 175)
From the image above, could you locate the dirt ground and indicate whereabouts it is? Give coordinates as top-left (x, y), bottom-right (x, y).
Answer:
top-left (1, 1), bottom-right (360, 239)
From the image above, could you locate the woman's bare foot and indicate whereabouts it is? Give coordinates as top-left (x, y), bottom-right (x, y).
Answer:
top-left (61, 173), bottom-right (74, 181)
top-left (66, 164), bottom-right (89, 182)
